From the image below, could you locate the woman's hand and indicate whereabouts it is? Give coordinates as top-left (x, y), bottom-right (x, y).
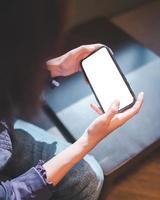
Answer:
top-left (82, 92), bottom-right (144, 146)
top-left (47, 44), bottom-right (103, 77)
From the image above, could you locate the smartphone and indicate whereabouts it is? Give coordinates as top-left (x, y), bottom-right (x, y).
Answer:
top-left (81, 46), bottom-right (136, 113)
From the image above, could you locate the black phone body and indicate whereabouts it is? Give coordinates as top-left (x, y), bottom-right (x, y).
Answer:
top-left (80, 46), bottom-right (136, 113)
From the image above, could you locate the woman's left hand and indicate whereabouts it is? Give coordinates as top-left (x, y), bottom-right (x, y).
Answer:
top-left (47, 44), bottom-right (103, 77)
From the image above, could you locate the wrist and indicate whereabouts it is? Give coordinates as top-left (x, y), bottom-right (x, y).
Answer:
top-left (78, 131), bottom-right (99, 153)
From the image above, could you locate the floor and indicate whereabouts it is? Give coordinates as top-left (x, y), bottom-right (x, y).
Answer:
top-left (100, 1), bottom-right (160, 199)
top-left (100, 147), bottom-right (160, 200)
top-left (111, 0), bottom-right (160, 56)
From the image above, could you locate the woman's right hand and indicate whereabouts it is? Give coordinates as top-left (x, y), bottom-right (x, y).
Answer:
top-left (83, 92), bottom-right (144, 146)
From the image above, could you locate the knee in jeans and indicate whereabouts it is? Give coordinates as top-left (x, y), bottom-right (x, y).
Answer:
top-left (53, 157), bottom-right (104, 200)
top-left (75, 157), bottom-right (104, 200)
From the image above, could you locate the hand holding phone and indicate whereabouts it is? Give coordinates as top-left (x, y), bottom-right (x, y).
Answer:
top-left (81, 46), bottom-right (136, 113)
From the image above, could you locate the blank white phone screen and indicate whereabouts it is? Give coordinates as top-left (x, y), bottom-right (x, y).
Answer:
top-left (82, 47), bottom-right (134, 112)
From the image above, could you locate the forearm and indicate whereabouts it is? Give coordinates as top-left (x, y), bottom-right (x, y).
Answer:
top-left (43, 133), bottom-right (97, 185)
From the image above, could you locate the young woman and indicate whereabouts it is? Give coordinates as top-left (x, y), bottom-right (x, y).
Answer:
top-left (0, 0), bottom-right (144, 199)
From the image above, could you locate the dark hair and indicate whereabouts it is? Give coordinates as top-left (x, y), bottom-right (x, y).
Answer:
top-left (0, 0), bottom-right (67, 121)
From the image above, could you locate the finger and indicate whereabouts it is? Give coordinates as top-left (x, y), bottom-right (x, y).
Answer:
top-left (78, 43), bottom-right (107, 72)
top-left (78, 44), bottom-right (104, 71)
top-left (102, 99), bottom-right (120, 122)
top-left (85, 44), bottom-right (113, 56)
top-left (90, 103), bottom-right (103, 115)
top-left (123, 92), bottom-right (144, 120)
top-left (92, 100), bottom-right (120, 131)
top-left (114, 92), bottom-right (144, 124)
top-left (84, 43), bottom-right (104, 52)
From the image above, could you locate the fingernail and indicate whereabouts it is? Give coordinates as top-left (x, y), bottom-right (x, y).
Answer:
top-left (139, 92), bottom-right (144, 98)
top-left (114, 99), bottom-right (120, 107)
top-left (111, 99), bottom-right (120, 111)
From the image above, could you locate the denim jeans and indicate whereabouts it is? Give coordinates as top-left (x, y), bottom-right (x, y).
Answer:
top-left (3, 120), bottom-right (104, 200)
